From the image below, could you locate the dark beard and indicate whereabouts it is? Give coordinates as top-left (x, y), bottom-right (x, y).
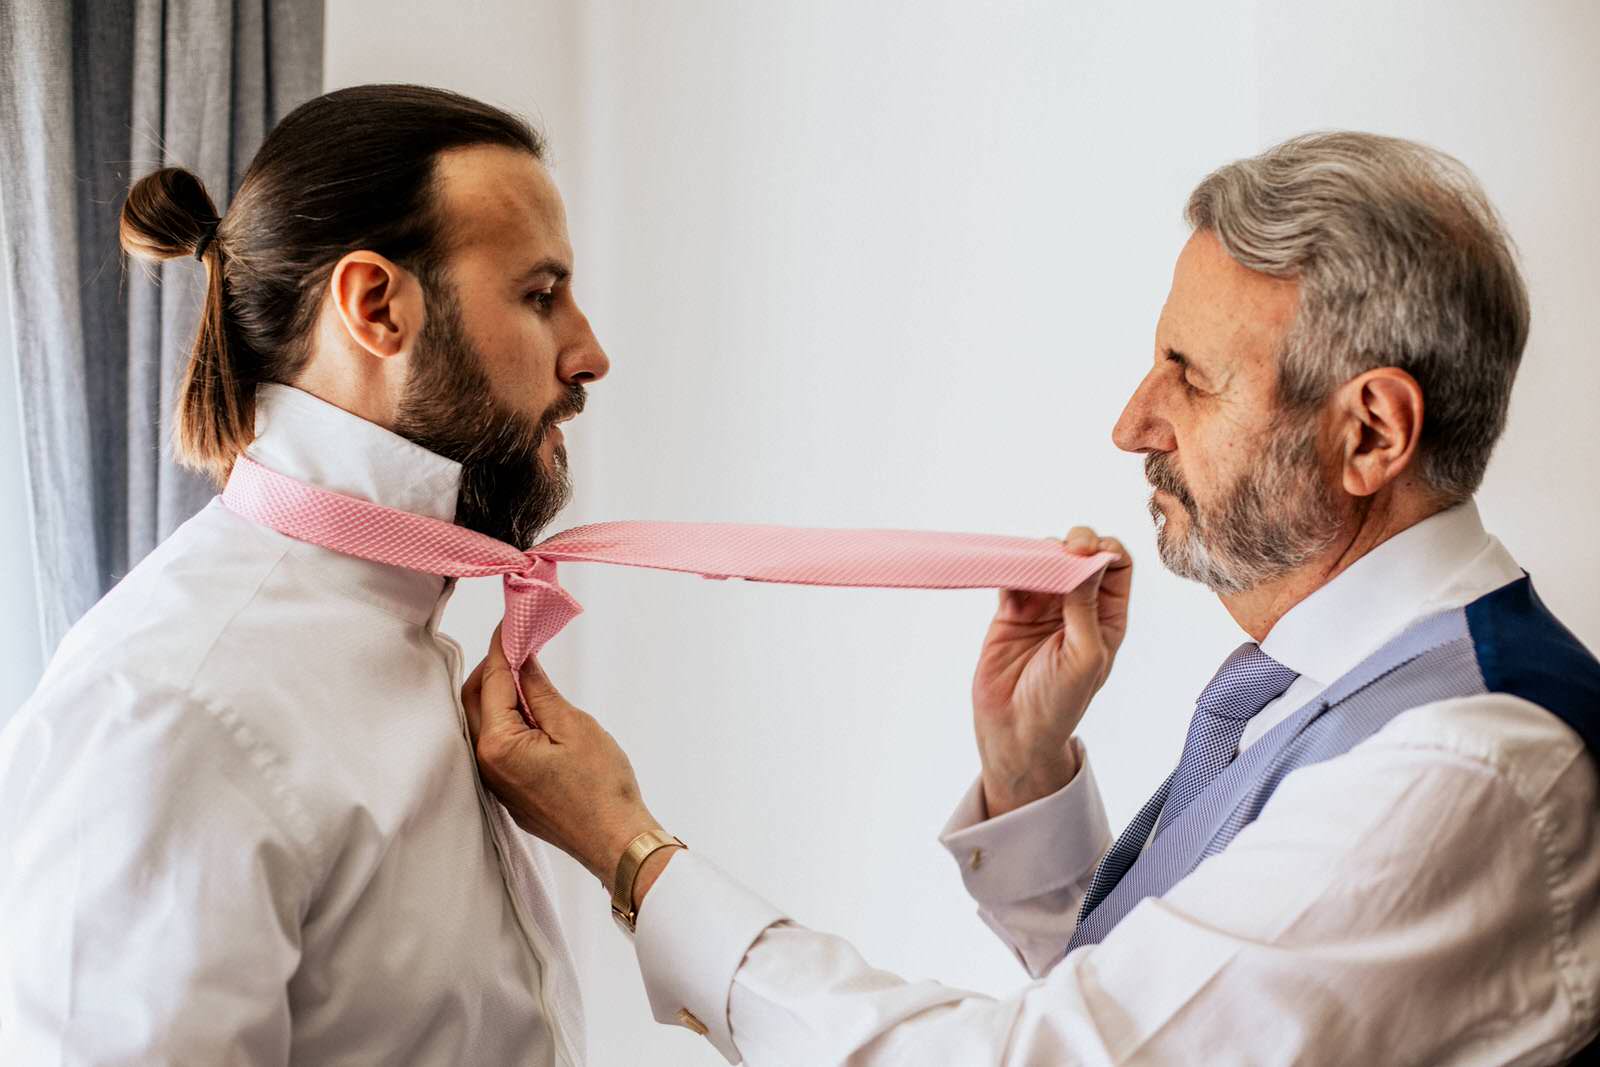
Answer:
top-left (392, 278), bottom-right (581, 548)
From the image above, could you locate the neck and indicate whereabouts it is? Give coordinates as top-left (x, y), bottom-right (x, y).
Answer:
top-left (292, 325), bottom-right (410, 432)
top-left (1219, 487), bottom-right (1444, 642)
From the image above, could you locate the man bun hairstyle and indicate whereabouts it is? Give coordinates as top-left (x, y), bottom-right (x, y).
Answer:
top-left (121, 168), bottom-right (238, 477)
top-left (1185, 131), bottom-right (1530, 504)
top-left (119, 84), bottom-right (545, 484)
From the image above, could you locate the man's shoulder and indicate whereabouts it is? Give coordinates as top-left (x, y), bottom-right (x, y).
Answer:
top-left (3, 660), bottom-right (326, 869)
top-left (1463, 575), bottom-right (1600, 753)
top-left (45, 501), bottom-right (293, 693)
top-left (1377, 691), bottom-right (1590, 794)
top-left (1353, 574), bottom-right (1599, 804)
top-left (17, 501), bottom-right (432, 806)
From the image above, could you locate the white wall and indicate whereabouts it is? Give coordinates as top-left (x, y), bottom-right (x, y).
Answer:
top-left (319, 3), bottom-right (1595, 1063)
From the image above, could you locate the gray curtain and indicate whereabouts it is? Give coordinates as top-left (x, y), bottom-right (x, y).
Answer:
top-left (0, 0), bottom-right (323, 658)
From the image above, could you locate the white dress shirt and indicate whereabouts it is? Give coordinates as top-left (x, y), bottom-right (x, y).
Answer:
top-left (0, 385), bottom-right (583, 1065)
top-left (633, 502), bottom-right (1600, 1064)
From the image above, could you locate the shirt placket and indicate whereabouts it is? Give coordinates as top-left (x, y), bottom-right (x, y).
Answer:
top-left (429, 589), bottom-right (583, 1067)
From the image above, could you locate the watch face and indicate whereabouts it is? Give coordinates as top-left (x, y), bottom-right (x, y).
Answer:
top-left (611, 905), bottom-right (635, 936)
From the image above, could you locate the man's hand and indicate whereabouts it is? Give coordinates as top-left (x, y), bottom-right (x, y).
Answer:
top-left (972, 527), bottom-right (1132, 818)
top-left (462, 626), bottom-right (665, 895)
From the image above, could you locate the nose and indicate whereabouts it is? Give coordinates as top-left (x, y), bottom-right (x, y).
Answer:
top-left (560, 305), bottom-right (610, 386)
top-left (1112, 367), bottom-right (1174, 454)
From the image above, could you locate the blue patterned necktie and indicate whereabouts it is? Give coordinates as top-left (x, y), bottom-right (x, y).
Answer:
top-left (1075, 642), bottom-right (1298, 926)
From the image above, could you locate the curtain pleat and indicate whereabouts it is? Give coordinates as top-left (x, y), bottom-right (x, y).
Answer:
top-left (0, 0), bottom-right (324, 657)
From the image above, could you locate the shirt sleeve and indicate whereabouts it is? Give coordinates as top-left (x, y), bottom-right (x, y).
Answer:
top-left (634, 851), bottom-right (786, 1062)
top-left (0, 671), bottom-right (314, 1065)
top-left (638, 701), bottom-right (1597, 1065)
top-left (937, 738), bottom-right (1111, 977)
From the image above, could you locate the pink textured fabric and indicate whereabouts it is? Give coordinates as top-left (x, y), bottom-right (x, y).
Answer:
top-left (222, 455), bottom-right (1115, 719)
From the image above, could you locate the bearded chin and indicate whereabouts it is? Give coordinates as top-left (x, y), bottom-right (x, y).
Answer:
top-left (1155, 504), bottom-right (1255, 596)
top-left (392, 279), bottom-right (574, 548)
top-left (454, 441), bottom-right (571, 549)
top-left (1151, 421), bottom-right (1342, 595)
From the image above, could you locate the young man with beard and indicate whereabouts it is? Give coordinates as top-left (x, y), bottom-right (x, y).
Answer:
top-left (0, 85), bottom-right (605, 1064)
top-left (466, 133), bottom-right (1600, 1064)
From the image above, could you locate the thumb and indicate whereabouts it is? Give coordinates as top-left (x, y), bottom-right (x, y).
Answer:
top-left (515, 649), bottom-right (560, 698)
top-left (1059, 564), bottom-right (1106, 637)
top-left (476, 626), bottom-right (541, 741)
top-left (513, 653), bottom-right (582, 735)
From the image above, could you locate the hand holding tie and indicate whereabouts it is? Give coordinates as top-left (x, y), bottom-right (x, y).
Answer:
top-left (971, 526), bottom-right (1133, 817)
top-left (462, 624), bottom-right (666, 893)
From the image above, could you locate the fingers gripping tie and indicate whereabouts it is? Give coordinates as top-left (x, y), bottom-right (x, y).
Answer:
top-left (501, 554), bottom-right (585, 726)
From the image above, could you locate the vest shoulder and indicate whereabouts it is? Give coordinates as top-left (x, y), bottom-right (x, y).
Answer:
top-left (1464, 577), bottom-right (1600, 756)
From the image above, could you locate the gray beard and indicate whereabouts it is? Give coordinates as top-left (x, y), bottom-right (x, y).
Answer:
top-left (1146, 419), bottom-right (1342, 595)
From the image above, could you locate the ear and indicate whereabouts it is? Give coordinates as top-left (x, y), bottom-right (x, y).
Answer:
top-left (1333, 367), bottom-right (1425, 497)
top-left (328, 251), bottom-right (426, 361)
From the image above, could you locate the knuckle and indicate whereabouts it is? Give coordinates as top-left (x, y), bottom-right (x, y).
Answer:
top-left (475, 731), bottom-right (507, 767)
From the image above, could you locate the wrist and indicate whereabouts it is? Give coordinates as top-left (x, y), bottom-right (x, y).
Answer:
top-left (609, 827), bottom-right (685, 934)
top-left (982, 739), bottom-right (1082, 819)
top-left (597, 815), bottom-right (663, 891)
top-left (631, 844), bottom-right (680, 912)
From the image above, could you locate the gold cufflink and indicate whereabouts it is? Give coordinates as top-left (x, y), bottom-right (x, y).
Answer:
top-left (970, 848), bottom-right (984, 871)
top-left (676, 1008), bottom-right (708, 1036)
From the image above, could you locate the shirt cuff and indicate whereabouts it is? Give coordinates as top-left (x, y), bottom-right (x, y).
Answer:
top-left (633, 849), bottom-right (786, 1064)
top-left (938, 739), bottom-right (1112, 906)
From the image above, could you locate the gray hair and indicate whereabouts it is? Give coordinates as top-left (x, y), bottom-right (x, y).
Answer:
top-left (1185, 131), bottom-right (1530, 504)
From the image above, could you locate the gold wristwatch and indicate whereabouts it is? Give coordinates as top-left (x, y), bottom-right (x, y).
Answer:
top-left (611, 829), bottom-right (686, 934)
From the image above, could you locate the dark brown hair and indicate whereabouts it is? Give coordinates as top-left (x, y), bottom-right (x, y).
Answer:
top-left (119, 84), bottom-right (544, 483)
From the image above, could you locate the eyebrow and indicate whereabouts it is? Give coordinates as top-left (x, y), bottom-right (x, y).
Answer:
top-left (513, 258), bottom-right (571, 286)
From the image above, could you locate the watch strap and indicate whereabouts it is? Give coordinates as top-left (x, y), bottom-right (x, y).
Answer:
top-left (611, 829), bottom-right (686, 933)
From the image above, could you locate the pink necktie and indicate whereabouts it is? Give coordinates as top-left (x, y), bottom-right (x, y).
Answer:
top-left (221, 455), bottom-right (1115, 717)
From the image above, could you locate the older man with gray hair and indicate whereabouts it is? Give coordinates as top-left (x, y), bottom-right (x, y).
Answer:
top-left (466, 132), bottom-right (1600, 1064)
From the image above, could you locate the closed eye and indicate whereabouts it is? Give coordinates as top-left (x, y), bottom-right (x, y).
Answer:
top-left (1165, 348), bottom-right (1205, 395)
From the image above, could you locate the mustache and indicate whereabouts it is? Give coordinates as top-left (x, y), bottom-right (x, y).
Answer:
top-left (490, 385), bottom-right (587, 463)
top-left (539, 385), bottom-right (586, 437)
top-left (1144, 452), bottom-right (1196, 511)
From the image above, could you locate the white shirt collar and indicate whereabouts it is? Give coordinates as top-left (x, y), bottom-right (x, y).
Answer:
top-left (1260, 500), bottom-right (1516, 688)
top-left (245, 383), bottom-right (463, 522)
top-left (241, 384), bottom-right (465, 624)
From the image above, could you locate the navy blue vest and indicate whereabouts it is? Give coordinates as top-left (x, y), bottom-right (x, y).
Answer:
top-left (1466, 575), bottom-right (1600, 755)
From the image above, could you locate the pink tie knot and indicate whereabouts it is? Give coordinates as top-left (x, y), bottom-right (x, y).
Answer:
top-left (506, 552), bottom-right (564, 592)
top-left (499, 557), bottom-right (585, 722)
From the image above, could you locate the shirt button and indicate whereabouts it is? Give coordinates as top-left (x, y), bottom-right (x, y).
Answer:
top-left (970, 848), bottom-right (984, 871)
top-left (676, 1008), bottom-right (709, 1037)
